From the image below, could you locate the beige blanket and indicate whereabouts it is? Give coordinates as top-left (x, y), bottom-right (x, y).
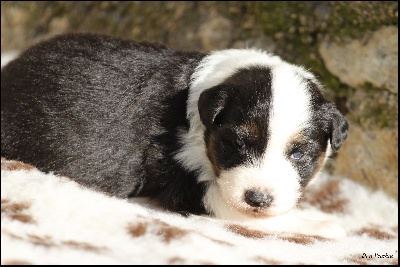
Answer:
top-left (1, 158), bottom-right (398, 265)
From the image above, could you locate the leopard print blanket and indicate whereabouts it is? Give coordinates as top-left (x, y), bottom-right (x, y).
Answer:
top-left (1, 158), bottom-right (398, 265)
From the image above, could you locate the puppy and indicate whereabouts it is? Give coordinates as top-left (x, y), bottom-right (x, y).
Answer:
top-left (1, 33), bottom-right (348, 238)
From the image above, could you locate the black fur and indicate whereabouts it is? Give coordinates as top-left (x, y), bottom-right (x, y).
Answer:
top-left (287, 78), bottom-right (349, 187)
top-left (306, 79), bottom-right (348, 153)
top-left (1, 33), bottom-right (208, 214)
top-left (199, 67), bottom-right (272, 174)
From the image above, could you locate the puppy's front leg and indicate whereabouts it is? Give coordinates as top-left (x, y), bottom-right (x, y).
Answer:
top-left (256, 211), bottom-right (346, 239)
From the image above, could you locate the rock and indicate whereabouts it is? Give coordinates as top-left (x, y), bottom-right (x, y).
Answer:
top-left (319, 25), bottom-right (398, 200)
top-left (232, 34), bottom-right (276, 53)
top-left (346, 86), bottom-right (398, 129)
top-left (332, 123), bottom-right (398, 199)
top-left (319, 26), bottom-right (398, 94)
top-left (198, 11), bottom-right (233, 51)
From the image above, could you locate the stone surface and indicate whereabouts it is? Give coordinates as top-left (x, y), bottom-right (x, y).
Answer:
top-left (333, 123), bottom-right (398, 199)
top-left (345, 86), bottom-right (398, 129)
top-left (319, 26), bottom-right (398, 94)
top-left (198, 11), bottom-right (233, 51)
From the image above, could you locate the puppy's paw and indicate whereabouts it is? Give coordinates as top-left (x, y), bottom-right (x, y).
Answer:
top-left (311, 221), bottom-right (346, 239)
top-left (254, 212), bottom-right (346, 239)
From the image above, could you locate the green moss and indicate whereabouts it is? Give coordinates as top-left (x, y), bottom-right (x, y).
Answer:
top-left (362, 85), bottom-right (398, 129)
top-left (251, 1), bottom-right (397, 111)
top-left (249, 2), bottom-right (351, 100)
top-left (347, 83), bottom-right (398, 129)
top-left (367, 105), bottom-right (397, 128)
top-left (327, 1), bottom-right (398, 41)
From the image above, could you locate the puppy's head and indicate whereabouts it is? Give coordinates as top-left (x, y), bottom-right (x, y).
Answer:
top-left (194, 52), bottom-right (348, 218)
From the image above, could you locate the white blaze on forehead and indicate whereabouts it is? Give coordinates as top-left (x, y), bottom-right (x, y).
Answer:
top-left (256, 64), bottom-right (313, 213)
top-left (268, 64), bottom-right (312, 154)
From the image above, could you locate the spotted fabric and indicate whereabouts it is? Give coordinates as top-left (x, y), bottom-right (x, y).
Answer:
top-left (1, 158), bottom-right (397, 264)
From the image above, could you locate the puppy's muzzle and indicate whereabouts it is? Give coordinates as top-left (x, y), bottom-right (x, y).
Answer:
top-left (244, 189), bottom-right (273, 208)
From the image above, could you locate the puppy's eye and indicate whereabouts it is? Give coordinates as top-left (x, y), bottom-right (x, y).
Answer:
top-left (290, 152), bottom-right (303, 160)
top-left (234, 138), bottom-right (245, 148)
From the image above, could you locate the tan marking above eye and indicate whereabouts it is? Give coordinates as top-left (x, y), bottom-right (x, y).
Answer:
top-left (205, 131), bottom-right (222, 176)
top-left (284, 131), bottom-right (307, 152)
top-left (289, 131), bottom-right (307, 144)
top-left (238, 121), bottom-right (260, 141)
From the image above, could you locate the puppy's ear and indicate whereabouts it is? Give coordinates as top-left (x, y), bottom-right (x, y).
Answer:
top-left (325, 103), bottom-right (349, 152)
top-left (198, 86), bottom-right (229, 127)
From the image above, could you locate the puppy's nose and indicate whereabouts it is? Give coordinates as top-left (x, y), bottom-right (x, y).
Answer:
top-left (244, 190), bottom-right (273, 208)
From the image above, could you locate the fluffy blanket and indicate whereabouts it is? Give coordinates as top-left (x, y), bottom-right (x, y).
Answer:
top-left (1, 157), bottom-right (398, 265)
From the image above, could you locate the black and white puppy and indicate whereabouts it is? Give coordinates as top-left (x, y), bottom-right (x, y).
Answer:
top-left (1, 33), bottom-right (348, 238)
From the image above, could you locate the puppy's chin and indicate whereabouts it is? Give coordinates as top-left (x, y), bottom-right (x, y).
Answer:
top-left (227, 203), bottom-right (289, 219)
top-left (217, 193), bottom-right (294, 219)
top-left (216, 167), bottom-right (301, 219)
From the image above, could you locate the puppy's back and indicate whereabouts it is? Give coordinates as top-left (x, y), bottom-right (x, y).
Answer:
top-left (1, 33), bottom-right (203, 197)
